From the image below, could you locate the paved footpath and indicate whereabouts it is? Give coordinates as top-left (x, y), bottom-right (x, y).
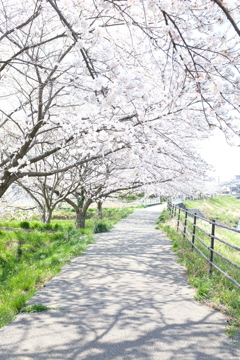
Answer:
top-left (0, 205), bottom-right (239, 360)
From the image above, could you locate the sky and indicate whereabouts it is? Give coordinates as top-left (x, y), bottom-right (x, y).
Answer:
top-left (199, 130), bottom-right (240, 183)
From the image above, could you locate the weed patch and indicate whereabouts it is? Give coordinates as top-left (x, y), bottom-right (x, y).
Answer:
top-left (21, 304), bottom-right (49, 313)
top-left (93, 221), bottom-right (112, 233)
top-left (156, 209), bottom-right (171, 225)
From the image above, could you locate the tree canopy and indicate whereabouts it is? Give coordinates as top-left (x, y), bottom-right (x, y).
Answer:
top-left (0, 0), bottom-right (239, 202)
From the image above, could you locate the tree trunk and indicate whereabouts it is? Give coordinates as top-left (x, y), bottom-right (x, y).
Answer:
top-left (76, 210), bottom-right (86, 228)
top-left (41, 207), bottom-right (53, 223)
top-left (97, 201), bottom-right (103, 219)
top-left (41, 207), bottom-right (46, 223)
top-left (46, 209), bottom-right (53, 224)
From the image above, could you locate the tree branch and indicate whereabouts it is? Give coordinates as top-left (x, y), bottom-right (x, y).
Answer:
top-left (212, 0), bottom-right (240, 37)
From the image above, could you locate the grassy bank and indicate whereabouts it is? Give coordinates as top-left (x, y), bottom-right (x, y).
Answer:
top-left (184, 196), bottom-right (240, 227)
top-left (0, 207), bottom-right (135, 328)
top-left (0, 207), bottom-right (135, 231)
top-left (157, 208), bottom-right (240, 337)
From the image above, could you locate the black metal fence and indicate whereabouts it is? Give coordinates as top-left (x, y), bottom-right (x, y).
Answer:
top-left (167, 201), bottom-right (240, 288)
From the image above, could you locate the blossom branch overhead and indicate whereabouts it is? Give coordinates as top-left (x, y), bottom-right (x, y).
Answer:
top-left (0, 0), bottom-right (239, 200)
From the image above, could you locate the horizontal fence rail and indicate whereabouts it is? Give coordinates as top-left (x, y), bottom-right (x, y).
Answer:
top-left (167, 201), bottom-right (240, 288)
top-left (141, 197), bottom-right (161, 206)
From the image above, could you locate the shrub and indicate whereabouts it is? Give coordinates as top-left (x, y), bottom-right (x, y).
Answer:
top-left (19, 221), bottom-right (30, 229)
top-left (93, 221), bottom-right (111, 233)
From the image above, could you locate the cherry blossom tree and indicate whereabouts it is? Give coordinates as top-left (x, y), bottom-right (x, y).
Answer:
top-left (0, 0), bottom-right (125, 198)
top-left (46, 0), bottom-right (240, 138)
top-left (0, 0), bottom-right (239, 203)
top-left (39, 134), bottom-right (209, 227)
top-left (15, 154), bottom-right (83, 223)
top-left (65, 156), bottom-right (144, 228)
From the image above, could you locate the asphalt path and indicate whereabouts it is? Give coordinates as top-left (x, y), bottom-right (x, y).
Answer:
top-left (0, 205), bottom-right (239, 359)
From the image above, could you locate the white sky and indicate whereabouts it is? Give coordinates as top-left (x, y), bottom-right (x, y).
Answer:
top-left (199, 130), bottom-right (240, 182)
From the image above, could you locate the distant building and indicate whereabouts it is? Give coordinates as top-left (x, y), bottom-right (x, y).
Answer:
top-left (226, 176), bottom-right (240, 195)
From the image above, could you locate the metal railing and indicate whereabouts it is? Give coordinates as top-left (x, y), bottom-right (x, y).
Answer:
top-left (167, 201), bottom-right (240, 288)
top-left (141, 197), bottom-right (161, 206)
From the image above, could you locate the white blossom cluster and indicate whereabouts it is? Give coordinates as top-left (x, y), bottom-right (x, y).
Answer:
top-left (0, 0), bottom-right (239, 209)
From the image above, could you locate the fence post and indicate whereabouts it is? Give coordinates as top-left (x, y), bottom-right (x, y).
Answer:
top-left (169, 202), bottom-right (173, 218)
top-left (183, 210), bottom-right (188, 239)
top-left (167, 200), bottom-right (170, 213)
top-left (177, 207), bottom-right (181, 231)
top-left (209, 220), bottom-right (216, 276)
top-left (174, 205), bottom-right (177, 218)
top-left (192, 213), bottom-right (197, 249)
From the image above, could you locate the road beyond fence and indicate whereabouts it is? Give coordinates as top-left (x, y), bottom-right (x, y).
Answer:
top-left (0, 205), bottom-right (239, 360)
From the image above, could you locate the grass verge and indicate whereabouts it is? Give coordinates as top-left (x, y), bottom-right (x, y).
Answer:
top-left (157, 209), bottom-right (240, 337)
top-left (184, 196), bottom-right (240, 227)
top-left (0, 228), bottom-right (92, 328)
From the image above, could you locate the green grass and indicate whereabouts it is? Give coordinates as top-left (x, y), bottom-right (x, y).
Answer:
top-left (156, 210), bottom-right (171, 225)
top-left (93, 221), bottom-right (112, 233)
top-left (0, 228), bottom-right (92, 328)
top-left (157, 209), bottom-right (240, 337)
top-left (184, 196), bottom-right (240, 227)
top-left (0, 206), bottom-right (135, 329)
top-left (0, 219), bottom-right (65, 231)
top-left (0, 207), bottom-right (135, 231)
top-left (21, 304), bottom-right (50, 313)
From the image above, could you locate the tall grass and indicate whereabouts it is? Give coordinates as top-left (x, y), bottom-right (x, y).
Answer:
top-left (0, 228), bottom-right (92, 328)
top-left (157, 209), bottom-right (240, 337)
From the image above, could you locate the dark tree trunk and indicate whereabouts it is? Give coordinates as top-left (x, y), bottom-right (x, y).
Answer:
top-left (97, 201), bottom-right (103, 219)
top-left (76, 210), bottom-right (86, 229)
top-left (65, 196), bottom-right (92, 229)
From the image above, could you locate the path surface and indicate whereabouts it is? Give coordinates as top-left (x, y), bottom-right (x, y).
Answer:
top-left (0, 205), bottom-right (239, 360)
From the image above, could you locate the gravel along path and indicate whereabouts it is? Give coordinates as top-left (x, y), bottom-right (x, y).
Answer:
top-left (0, 205), bottom-right (239, 360)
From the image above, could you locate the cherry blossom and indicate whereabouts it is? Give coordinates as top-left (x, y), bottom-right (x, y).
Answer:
top-left (0, 0), bottom-right (239, 202)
